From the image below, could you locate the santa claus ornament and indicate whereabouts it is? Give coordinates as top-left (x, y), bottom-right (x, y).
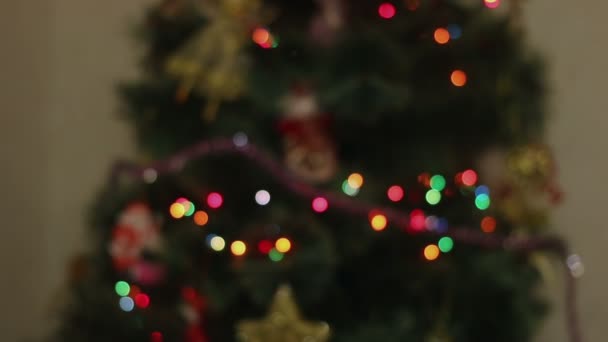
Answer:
top-left (108, 202), bottom-right (166, 285)
top-left (277, 86), bottom-right (338, 183)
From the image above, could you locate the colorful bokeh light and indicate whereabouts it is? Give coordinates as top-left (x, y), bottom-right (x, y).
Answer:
top-left (387, 185), bottom-right (404, 202)
top-left (475, 194), bottom-right (491, 210)
top-left (269, 248), bottom-right (284, 262)
top-left (342, 180), bottom-right (360, 196)
top-left (451, 70), bottom-right (467, 87)
top-left (170, 202), bottom-right (186, 219)
top-left (370, 214), bottom-right (388, 231)
top-left (207, 192), bottom-right (224, 209)
top-left (135, 293), bottom-right (150, 309)
top-left (424, 244), bottom-right (440, 261)
top-left (194, 211), bottom-right (209, 226)
top-left (481, 216), bottom-right (497, 233)
top-left (312, 197), bottom-right (329, 213)
top-left (252, 27), bottom-right (270, 45)
top-left (409, 209), bottom-right (426, 231)
top-left (426, 189), bottom-right (442, 205)
top-left (231, 241), bottom-right (247, 256)
top-left (258, 240), bottom-right (273, 254)
top-left (447, 24), bottom-right (462, 39)
top-left (475, 185), bottom-right (490, 196)
top-left (275, 238), bottom-right (292, 253)
top-left (434, 28), bottom-right (450, 44)
top-left (462, 169), bottom-right (478, 186)
top-left (209, 236), bottom-right (226, 252)
top-left (119, 296), bottom-right (135, 312)
top-left (347, 173), bottom-right (364, 189)
top-left (438, 237), bottom-right (454, 253)
top-left (430, 175), bottom-right (446, 191)
top-left (484, 0), bottom-right (501, 9)
top-left (425, 215), bottom-right (439, 231)
top-left (378, 3), bottom-right (397, 19)
top-left (233, 132), bottom-right (249, 147)
top-left (151, 331), bottom-right (163, 342)
top-left (255, 190), bottom-right (271, 206)
top-left (418, 172), bottom-right (431, 187)
top-left (115, 281), bottom-right (130, 297)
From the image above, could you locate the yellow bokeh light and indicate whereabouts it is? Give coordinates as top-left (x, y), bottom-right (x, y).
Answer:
top-left (275, 238), bottom-right (292, 253)
top-left (194, 211), bottom-right (209, 226)
top-left (424, 244), bottom-right (440, 261)
top-left (170, 203), bottom-right (186, 219)
top-left (348, 173), bottom-right (364, 189)
top-left (231, 241), bottom-right (247, 256)
top-left (370, 214), bottom-right (388, 231)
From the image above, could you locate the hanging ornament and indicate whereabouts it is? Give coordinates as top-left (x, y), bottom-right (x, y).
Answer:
top-left (181, 287), bottom-right (208, 342)
top-left (108, 203), bottom-right (163, 273)
top-left (236, 285), bottom-right (331, 342)
top-left (478, 144), bottom-right (562, 230)
top-left (166, 0), bottom-right (268, 121)
top-left (277, 85), bottom-right (338, 183)
top-left (310, 0), bottom-right (344, 45)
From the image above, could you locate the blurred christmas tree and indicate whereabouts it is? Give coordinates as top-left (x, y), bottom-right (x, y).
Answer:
top-left (54, 1), bottom-right (580, 341)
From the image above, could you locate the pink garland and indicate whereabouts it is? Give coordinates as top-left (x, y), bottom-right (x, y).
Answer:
top-left (110, 137), bottom-right (582, 342)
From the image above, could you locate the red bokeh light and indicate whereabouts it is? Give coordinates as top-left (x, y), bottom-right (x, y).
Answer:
top-left (258, 240), bottom-right (273, 254)
top-left (378, 3), bottom-right (397, 19)
top-left (150, 331), bottom-right (163, 342)
top-left (387, 185), bottom-right (405, 202)
top-left (135, 293), bottom-right (150, 309)
top-left (461, 169), bottom-right (478, 186)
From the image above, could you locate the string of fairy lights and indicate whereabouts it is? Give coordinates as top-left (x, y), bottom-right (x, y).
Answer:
top-left (160, 144), bottom-right (493, 263)
top-left (164, 160), bottom-right (481, 262)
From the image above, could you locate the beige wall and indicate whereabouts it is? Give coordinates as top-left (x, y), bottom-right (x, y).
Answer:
top-left (0, 1), bottom-right (605, 341)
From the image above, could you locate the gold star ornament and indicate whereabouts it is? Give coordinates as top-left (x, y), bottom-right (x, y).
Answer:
top-left (236, 285), bottom-right (331, 342)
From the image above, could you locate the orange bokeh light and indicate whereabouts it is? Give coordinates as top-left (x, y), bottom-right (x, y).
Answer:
top-left (194, 211), bottom-right (209, 226)
top-left (451, 70), bottom-right (467, 87)
top-left (424, 244), bottom-right (440, 261)
top-left (434, 28), bottom-right (450, 44)
top-left (481, 216), bottom-right (497, 233)
top-left (252, 27), bottom-right (270, 45)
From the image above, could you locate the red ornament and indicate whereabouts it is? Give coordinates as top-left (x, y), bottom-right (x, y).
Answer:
top-left (278, 85), bottom-right (337, 183)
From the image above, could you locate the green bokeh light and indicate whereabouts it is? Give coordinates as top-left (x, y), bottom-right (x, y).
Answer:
top-left (184, 201), bottom-right (196, 217)
top-left (342, 180), bottom-right (359, 197)
top-left (426, 189), bottom-right (442, 205)
top-left (475, 194), bottom-right (491, 210)
top-left (269, 248), bottom-right (284, 262)
top-left (430, 175), bottom-right (446, 191)
top-left (438, 237), bottom-right (454, 253)
top-left (115, 281), bottom-right (130, 297)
